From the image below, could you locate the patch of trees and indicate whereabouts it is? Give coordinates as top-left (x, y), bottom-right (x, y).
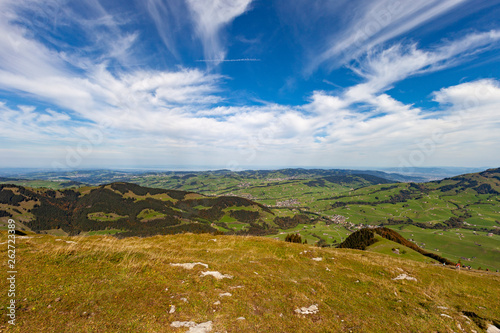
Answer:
top-left (337, 229), bottom-right (377, 250)
top-left (230, 210), bottom-right (260, 223)
top-left (0, 209), bottom-right (12, 217)
top-left (29, 198), bottom-right (73, 232)
top-left (438, 177), bottom-right (485, 193)
top-left (285, 233), bottom-right (303, 243)
top-left (273, 214), bottom-right (310, 229)
top-left (479, 168), bottom-right (500, 177)
top-left (235, 221), bottom-right (276, 236)
top-left (304, 179), bottom-right (326, 187)
top-left (198, 207), bottom-right (224, 221)
top-left (474, 184), bottom-right (499, 195)
top-left (0, 189), bottom-right (26, 206)
top-left (409, 183), bottom-right (429, 192)
top-left (353, 174), bottom-right (392, 184)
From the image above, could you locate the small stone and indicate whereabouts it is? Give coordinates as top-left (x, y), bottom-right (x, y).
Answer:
top-left (392, 274), bottom-right (417, 282)
top-left (55, 297), bottom-right (61, 302)
top-left (201, 271), bottom-right (233, 280)
top-left (219, 292), bottom-right (232, 297)
top-left (236, 317), bottom-right (245, 320)
top-left (171, 262), bottom-right (209, 270)
top-left (294, 304), bottom-right (319, 315)
top-left (213, 301), bottom-right (221, 305)
top-left (487, 324), bottom-right (500, 333)
top-left (169, 305), bottom-right (176, 313)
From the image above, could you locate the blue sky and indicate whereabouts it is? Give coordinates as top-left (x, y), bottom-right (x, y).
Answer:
top-left (1, 0), bottom-right (500, 171)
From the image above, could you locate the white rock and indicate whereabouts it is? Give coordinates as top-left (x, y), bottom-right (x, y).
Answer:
top-left (171, 262), bottom-right (209, 270)
top-left (219, 292), bottom-right (232, 297)
top-left (312, 257), bottom-right (323, 261)
top-left (171, 321), bottom-right (213, 333)
top-left (181, 298), bottom-right (188, 303)
top-left (169, 305), bottom-right (176, 313)
top-left (487, 324), bottom-right (500, 333)
top-left (392, 274), bottom-right (417, 282)
top-left (440, 314), bottom-right (452, 319)
top-left (201, 271), bottom-right (233, 280)
top-left (294, 304), bottom-right (319, 315)
top-left (188, 321), bottom-right (213, 333)
top-left (236, 317), bottom-right (245, 320)
top-left (213, 301), bottom-right (221, 305)
top-left (171, 321), bottom-right (196, 328)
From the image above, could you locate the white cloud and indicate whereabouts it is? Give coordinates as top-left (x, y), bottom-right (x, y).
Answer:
top-left (144, 0), bottom-right (188, 59)
top-left (0, 0), bottom-right (499, 169)
top-left (186, 0), bottom-right (253, 64)
top-left (433, 79), bottom-right (500, 110)
top-left (310, 0), bottom-right (468, 72)
top-left (344, 30), bottom-right (500, 98)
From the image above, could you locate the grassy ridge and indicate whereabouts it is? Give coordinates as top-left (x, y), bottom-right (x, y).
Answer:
top-left (1, 232), bottom-right (499, 332)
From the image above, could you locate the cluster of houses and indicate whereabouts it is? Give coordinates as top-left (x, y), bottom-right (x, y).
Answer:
top-left (275, 199), bottom-right (301, 207)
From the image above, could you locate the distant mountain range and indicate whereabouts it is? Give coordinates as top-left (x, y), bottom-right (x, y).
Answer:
top-left (0, 167), bottom-right (428, 185)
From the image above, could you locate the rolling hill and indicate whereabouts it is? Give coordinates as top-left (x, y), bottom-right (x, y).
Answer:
top-left (0, 182), bottom-right (303, 238)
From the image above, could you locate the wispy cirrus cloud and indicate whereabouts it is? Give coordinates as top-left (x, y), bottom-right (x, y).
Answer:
top-left (344, 30), bottom-right (500, 98)
top-left (185, 0), bottom-right (253, 65)
top-left (144, 0), bottom-right (189, 60)
top-left (307, 0), bottom-right (469, 73)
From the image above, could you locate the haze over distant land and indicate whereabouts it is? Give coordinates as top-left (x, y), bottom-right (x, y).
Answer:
top-left (0, 1), bottom-right (499, 169)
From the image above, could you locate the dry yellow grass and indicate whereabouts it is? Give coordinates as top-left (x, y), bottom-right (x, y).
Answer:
top-left (1, 231), bottom-right (499, 332)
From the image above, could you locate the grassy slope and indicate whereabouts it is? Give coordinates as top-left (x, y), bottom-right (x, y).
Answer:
top-left (365, 235), bottom-right (439, 264)
top-left (1, 232), bottom-right (499, 332)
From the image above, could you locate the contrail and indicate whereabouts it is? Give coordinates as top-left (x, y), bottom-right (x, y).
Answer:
top-left (196, 58), bottom-right (261, 62)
